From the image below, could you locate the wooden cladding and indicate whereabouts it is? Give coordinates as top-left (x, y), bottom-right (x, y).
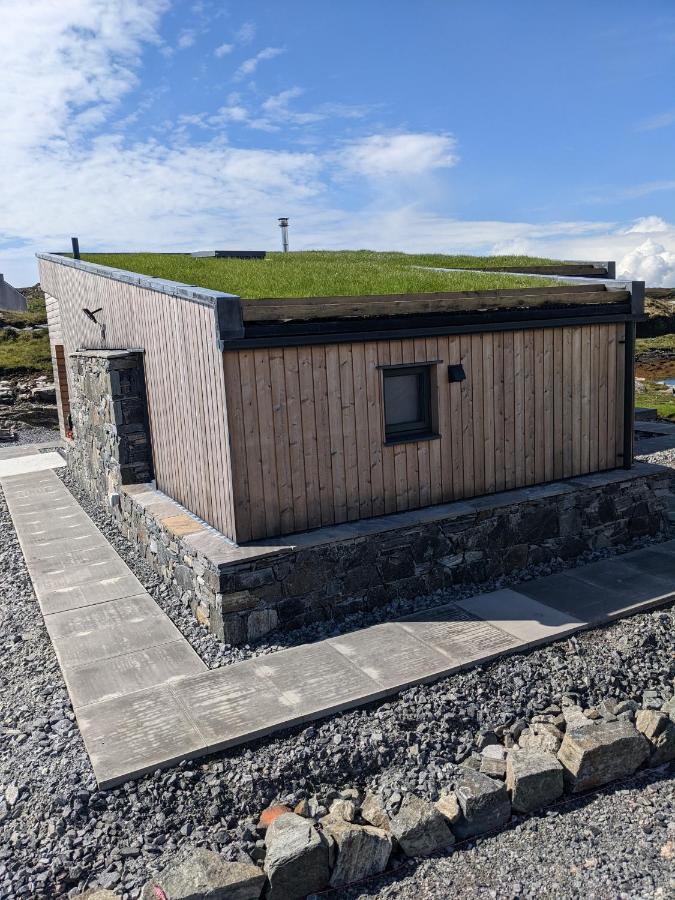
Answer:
top-left (39, 259), bottom-right (237, 541)
top-left (224, 323), bottom-right (626, 542)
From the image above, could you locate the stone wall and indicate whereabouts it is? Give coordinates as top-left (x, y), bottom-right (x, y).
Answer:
top-left (116, 466), bottom-right (670, 646)
top-left (68, 350), bottom-right (153, 504)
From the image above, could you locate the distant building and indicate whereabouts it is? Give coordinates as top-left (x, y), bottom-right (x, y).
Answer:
top-left (0, 274), bottom-right (27, 312)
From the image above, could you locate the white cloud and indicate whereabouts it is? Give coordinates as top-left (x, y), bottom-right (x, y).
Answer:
top-left (235, 21), bottom-right (256, 44)
top-left (0, 0), bottom-right (168, 151)
top-left (623, 215), bottom-right (670, 234)
top-left (233, 46), bottom-right (284, 81)
top-left (637, 110), bottom-right (675, 131)
top-left (214, 42), bottom-right (233, 57)
top-left (339, 133), bottom-right (459, 177)
top-left (617, 240), bottom-right (675, 287)
top-left (177, 29), bottom-right (196, 49)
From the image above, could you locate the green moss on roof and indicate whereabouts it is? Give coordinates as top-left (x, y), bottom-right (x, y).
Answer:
top-left (78, 251), bottom-right (565, 299)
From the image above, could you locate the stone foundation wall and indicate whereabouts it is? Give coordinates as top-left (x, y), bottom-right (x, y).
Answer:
top-left (117, 468), bottom-right (669, 646)
top-left (68, 350), bottom-right (153, 504)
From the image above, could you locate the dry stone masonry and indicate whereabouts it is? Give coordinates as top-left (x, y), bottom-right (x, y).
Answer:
top-left (68, 350), bottom-right (153, 504)
top-left (81, 686), bottom-right (675, 900)
top-left (114, 464), bottom-right (668, 645)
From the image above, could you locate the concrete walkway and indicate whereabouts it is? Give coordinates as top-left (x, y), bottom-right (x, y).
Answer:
top-left (3, 463), bottom-right (675, 789)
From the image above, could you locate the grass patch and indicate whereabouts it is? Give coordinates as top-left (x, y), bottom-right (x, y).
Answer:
top-left (635, 379), bottom-right (675, 422)
top-left (79, 251), bottom-right (564, 299)
top-left (0, 329), bottom-right (52, 375)
top-left (636, 333), bottom-right (675, 353)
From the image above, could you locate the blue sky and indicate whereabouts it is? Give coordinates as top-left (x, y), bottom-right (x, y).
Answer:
top-left (1, 0), bottom-right (675, 285)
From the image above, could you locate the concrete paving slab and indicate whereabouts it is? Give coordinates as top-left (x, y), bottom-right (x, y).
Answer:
top-left (0, 451), bottom-right (65, 477)
top-left (171, 664), bottom-right (296, 748)
top-left (51, 612), bottom-right (183, 669)
top-left (398, 603), bottom-right (523, 661)
top-left (0, 440), bottom-right (64, 460)
top-left (21, 544), bottom-right (122, 577)
top-left (76, 685), bottom-right (206, 788)
top-left (44, 593), bottom-right (164, 639)
top-left (617, 546), bottom-right (675, 580)
top-left (562, 558), bottom-right (675, 617)
top-left (19, 532), bottom-right (109, 562)
top-left (19, 522), bottom-right (100, 546)
top-left (36, 574), bottom-right (148, 614)
top-left (65, 641), bottom-right (206, 709)
top-left (251, 642), bottom-right (385, 715)
top-left (328, 623), bottom-right (457, 690)
top-left (454, 589), bottom-right (585, 646)
top-left (29, 558), bottom-right (126, 590)
top-left (4, 487), bottom-right (71, 505)
top-left (517, 564), bottom-right (675, 623)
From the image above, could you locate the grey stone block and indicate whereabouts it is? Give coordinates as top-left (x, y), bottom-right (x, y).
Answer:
top-left (324, 822), bottom-right (392, 887)
top-left (140, 847), bottom-right (265, 900)
top-left (506, 749), bottom-right (564, 813)
top-left (389, 794), bottom-right (454, 857)
top-left (454, 769), bottom-right (511, 839)
top-left (264, 813), bottom-right (329, 899)
top-left (557, 719), bottom-right (650, 792)
top-left (635, 709), bottom-right (675, 766)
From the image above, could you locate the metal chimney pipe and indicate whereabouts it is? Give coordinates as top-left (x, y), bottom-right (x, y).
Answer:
top-left (71, 237), bottom-right (80, 259)
top-left (278, 217), bottom-right (289, 253)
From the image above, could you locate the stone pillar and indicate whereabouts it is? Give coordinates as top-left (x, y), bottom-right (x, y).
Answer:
top-left (68, 350), bottom-right (153, 504)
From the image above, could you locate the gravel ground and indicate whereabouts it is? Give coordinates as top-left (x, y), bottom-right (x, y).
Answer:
top-left (0, 431), bottom-right (673, 897)
top-left (1, 424), bottom-right (60, 446)
top-left (59, 467), bottom-right (674, 671)
top-left (350, 768), bottom-right (675, 900)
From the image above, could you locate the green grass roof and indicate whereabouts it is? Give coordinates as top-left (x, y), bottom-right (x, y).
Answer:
top-left (79, 250), bottom-right (565, 299)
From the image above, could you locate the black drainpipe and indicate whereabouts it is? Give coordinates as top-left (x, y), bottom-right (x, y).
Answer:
top-left (623, 320), bottom-right (635, 469)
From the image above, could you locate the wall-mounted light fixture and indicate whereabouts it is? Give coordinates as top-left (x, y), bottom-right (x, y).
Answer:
top-left (448, 364), bottom-right (466, 383)
top-left (82, 307), bottom-right (106, 344)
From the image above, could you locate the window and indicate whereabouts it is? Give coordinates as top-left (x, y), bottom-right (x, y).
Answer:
top-left (383, 364), bottom-right (434, 444)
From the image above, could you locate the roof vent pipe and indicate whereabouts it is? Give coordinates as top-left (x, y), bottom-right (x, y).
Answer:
top-left (278, 217), bottom-right (289, 253)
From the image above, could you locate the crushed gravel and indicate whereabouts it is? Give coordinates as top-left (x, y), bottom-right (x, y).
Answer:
top-left (0, 430), bottom-right (672, 897)
top-left (1, 471), bottom-right (674, 897)
top-left (0, 424), bottom-right (60, 446)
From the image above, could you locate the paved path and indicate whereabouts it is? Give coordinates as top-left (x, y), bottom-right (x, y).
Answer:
top-left (3, 463), bottom-right (675, 789)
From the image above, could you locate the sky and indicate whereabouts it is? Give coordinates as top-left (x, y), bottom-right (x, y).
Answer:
top-left (1, 0), bottom-right (675, 287)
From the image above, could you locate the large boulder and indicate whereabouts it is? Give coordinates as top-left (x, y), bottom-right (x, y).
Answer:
top-left (557, 719), bottom-right (650, 793)
top-left (635, 709), bottom-right (675, 766)
top-left (324, 821), bottom-right (392, 887)
top-left (360, 790), bottom-right (391, 831)
top-left (264, 812), bottom-right (329, 899)
top-left (506, 749), bottom-right (564, 814)
top-left (31, 383), bottom-right (56, 403)
top-left (518, 722), bottom-right (564, 755)
top-left (140, 847), bottom-right (264, 900)
top-left (453, 769), bottom-right (511, 839)
top-left (389, 794), bottom-right (454, 857)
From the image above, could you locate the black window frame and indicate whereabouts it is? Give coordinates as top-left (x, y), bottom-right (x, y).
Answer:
top-left (382, 363), bottom-right (435, 445)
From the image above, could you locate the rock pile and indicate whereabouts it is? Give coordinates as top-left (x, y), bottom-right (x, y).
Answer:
top-left (0, 376), bottom-right (55, 406)
top-left (74, 689), bottom-right (674, 900)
